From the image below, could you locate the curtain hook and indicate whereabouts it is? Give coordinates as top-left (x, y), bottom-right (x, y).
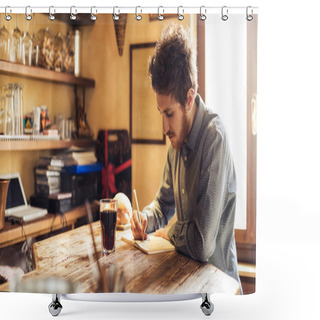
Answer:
top-left (177, 6), bottom-right (184, 21)
top-left (25, 6), bottom-right (32, 21)
top-left (90, 6), bottom-right (97, 21)
top-left (158, 6), bottom-right (164, 21)
top-left (200, 6), bottom-right (207, 21)
top-left (135, 6), bottom-right (142, 21)
top-left (49, 6), bottom-right (55, 21)
top-left (246, 6), bottom-right (253, 21)
top-left (221, 6), bottom-right (228, 21)
top-left (113, 6), bottom-right (120, 21)
top-left (70, 6), bottom-right (77, 21)
top-left (5, 6), bottom-right (12, 21)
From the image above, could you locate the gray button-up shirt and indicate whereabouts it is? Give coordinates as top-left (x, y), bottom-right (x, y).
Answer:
top-left (142, 94), bottom-right (241, 287)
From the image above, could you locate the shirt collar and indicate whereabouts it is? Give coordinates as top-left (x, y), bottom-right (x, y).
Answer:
top-left (183, 94), bottom-right (205, 153)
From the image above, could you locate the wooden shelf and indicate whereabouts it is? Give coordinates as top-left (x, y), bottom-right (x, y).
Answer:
top-left (0, 60), bottom-right (95, 87)
top-left (0, 139), bottom-right (93, 151)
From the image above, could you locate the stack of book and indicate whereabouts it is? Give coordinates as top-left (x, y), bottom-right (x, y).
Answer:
top-left (56, 149), bottom-right (98, 166)
top-left (38, 155), bottom-right (76, 172)
top-left (34, 148), bottom-right (98, 198)
top-left (35, 167), bottom-right (61, 196)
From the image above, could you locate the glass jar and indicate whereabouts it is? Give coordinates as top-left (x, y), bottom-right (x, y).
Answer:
top-left (13, 83), bottom-right (23, 136)
top-left (43, 28), bottom-right (54, 70)
top-left (0, 26), bottom-right (11, 61)
top-left (3, 84), bottom-right (14, 136)
top-left (11, 27), bottom-right (22, 63)
top-left (0, 97), bottom-right (6, 135)
top-left (54, 32), bottom-right (65, 72)
top-left (64, 31), bottom-right (75, 74)
top-left (22, 32), bottom-right (33, 66)
top-left (33, 29), bottom-right (45, 67)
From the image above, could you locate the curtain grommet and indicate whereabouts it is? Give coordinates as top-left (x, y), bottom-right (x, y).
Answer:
top-left (221, 6), bottom-right (228, 21)
top-left (200, 6), bottom-right (207, 21)
top-left (48, 6), bottom-right (55, 20)
top-left (5, 6), bottom-right (12, 21)
top-left (177, 6), bottom-right (184, 21)
top-left (113, 6), bottom-right (120, 21)
top-left (135, 6), bottom-right (142, 21)
top-left (90, 6), bottom-right (97, 21)
top-left (70, 6), bottom-right (77, 21)
top-left (158, 6), bottom-right (164, 20)
top-left (246, 6), bottom-right (253, 21)
top-left (25, 6), bottom-right (32, 21)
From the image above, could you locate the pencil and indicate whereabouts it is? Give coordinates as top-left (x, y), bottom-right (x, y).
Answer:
top-left (133, 189), bottom-right (145, 242)
top-left (133, 189), bottom-right (141, 224)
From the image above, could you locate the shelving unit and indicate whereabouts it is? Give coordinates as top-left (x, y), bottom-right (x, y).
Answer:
top-left (0, 59), bottom-right (95, 151)
top-left (0, 139), bottom-right (93, 151)
top-left (0, 60), bottom-right (95, 87)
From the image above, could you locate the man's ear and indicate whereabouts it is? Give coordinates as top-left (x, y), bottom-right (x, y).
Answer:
top-left (186, 88), bottom-right (195, 112)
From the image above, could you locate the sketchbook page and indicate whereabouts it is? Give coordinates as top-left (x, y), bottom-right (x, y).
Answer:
top-left (121, 234), bottom-right (175, 254)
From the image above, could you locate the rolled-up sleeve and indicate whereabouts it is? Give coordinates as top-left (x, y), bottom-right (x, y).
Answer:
top-left (168, 129), bottom-right (236, 262)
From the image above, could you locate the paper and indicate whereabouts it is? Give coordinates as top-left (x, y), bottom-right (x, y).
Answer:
top-left (121, 233), bottom-right (175, 255)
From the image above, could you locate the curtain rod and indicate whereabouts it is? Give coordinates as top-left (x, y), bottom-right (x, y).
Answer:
top-left (0, 6), bottom-right (258, 15)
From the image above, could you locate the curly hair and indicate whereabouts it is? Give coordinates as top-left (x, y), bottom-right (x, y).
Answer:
top-left (148, 24), bottom-right (198, 107)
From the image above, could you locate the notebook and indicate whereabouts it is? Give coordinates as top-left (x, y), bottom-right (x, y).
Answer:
top-left (121, 233), bottom-right (175, 255)
top-left (0, 172), bottom-right (48, 222)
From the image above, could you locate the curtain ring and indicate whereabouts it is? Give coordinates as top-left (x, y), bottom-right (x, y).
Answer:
top-left (5, 6), bottom-right (12, 21)
top-left (90, 6), bottom-right (97, 21)
top-left (200, 6), bottom-right (207, 21)
top-left (221, 6), bottom-right (228, 21)
top-left (158, 6), bottom-right (164, 21)
top-left (246, 6), bottom-right (253, 21)
top-left (49, 6), bottom-right (55, 21)
top-left (70, 6), bottom-right (77, 21)
top-left (25, 6), bottom-right (32, 21)
top-left (113, 6), bottom-right (120, 21)
top-left (177, 6), bottom-right (184, 21)
top-left (135, 6), bottom-right (142, 21)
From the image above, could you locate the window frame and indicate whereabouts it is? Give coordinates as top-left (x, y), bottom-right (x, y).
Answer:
top-left (197, 16), bottom-right (257, 264)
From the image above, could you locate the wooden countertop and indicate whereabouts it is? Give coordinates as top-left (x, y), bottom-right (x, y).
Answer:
top-left (0, 221), bottom-right (240, 295)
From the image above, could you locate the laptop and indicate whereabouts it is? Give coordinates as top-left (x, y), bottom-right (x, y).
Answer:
top-left (0, 172), bottom-right (48, 223)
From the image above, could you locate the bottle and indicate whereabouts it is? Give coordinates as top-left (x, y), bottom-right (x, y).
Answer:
top-left (54, 32), bottom-right (65, 72)
top-left (11, 27), bottom-right (22, 63)
top-left (0, 26), bottom-right (11, 61)
top-left (13, 84), bottom-right (23, 135)
top-left (22, 32), bottom-right (33, 66)
top-left (43, 28), bottom-right (54, 70)
top-left (74, 30), bottom-right (80, 77)
top-left (64, 31), bottom-right (75, 74)
top-left (4, 84), bottom-right (14, 136)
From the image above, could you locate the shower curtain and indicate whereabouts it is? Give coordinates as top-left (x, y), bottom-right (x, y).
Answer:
top-left (0, 7), bottom-right (257, 297)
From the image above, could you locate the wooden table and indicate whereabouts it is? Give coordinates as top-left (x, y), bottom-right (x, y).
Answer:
top-left (0, 221), bottom-right (240, 295)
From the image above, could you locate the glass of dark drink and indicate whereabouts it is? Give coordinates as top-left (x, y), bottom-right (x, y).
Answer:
top-left (100, 199), bottom-right (118, 254)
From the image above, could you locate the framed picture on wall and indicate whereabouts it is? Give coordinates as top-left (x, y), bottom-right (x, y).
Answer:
top-left (130, 42), bottom-right (166, 145)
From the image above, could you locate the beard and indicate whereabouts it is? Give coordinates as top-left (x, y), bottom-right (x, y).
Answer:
top-left (168, 111), bottom-right (190, 151)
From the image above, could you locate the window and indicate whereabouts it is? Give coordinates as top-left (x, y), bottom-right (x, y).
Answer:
top-left (197, 15), bottom-right (257, 263)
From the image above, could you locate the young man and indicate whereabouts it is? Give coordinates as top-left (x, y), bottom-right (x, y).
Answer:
top-left (130, 24), bottom-right (241, 288)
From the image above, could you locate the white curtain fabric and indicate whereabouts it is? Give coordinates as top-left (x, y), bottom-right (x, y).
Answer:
top-left (205, 14), bottom-right (247, 229)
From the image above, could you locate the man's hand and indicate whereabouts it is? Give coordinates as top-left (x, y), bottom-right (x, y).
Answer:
top-left (130, 210), bottom-right (147, 240)
top-left (153, 226), bottom-right (170, 240)
top-left (154, 213), bottom-right (177, 241)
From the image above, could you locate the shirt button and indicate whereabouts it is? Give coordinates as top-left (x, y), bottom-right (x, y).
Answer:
top-left (182, 189), bottom-right (185, 195)
top-left (184, 156), bottom-right (187, 161)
